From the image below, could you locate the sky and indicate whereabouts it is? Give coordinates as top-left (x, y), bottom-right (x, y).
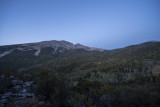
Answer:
top-left (0, 0), bottom-right (160, 49)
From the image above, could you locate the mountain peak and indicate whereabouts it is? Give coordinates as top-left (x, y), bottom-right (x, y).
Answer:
top-left (0, 40), bottom-right (104, 57)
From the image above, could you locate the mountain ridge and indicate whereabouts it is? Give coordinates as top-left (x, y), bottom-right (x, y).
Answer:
top-left (0, 40), bottom-right (104, 58)
top-left (0, 40), bottom-right (159, 58)
top-left (0, 40), bottom-right (159, 72)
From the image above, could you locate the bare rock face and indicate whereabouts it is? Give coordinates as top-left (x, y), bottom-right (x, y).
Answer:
top-left (0, 40), bottom-right (104, 57)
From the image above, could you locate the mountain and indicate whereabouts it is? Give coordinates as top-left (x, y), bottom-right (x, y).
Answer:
top-left (0, 40), bottom-right (160, 107)
top-left (0, 40), bottom-right (159, 72)
top-left (0, 40), bottom-right (104, 58)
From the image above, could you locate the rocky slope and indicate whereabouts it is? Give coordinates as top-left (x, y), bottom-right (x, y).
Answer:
top-left (0, 40), bottom-right (104, 58)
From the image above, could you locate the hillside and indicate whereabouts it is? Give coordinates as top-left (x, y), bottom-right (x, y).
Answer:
top-left (0, 40), bottom-right (159, 73)
top-left (0, 40), bottom-right (104, 72)
top-left (0, 40), bottom-right (160, 107)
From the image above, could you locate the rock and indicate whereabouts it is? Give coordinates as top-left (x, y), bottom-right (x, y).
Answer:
top-left (1, 92), bottom-right (12, 100)
top-left (23, 74), bottom-right (32, 78)
top-left (39, 101), bottom-right (45, 105)
top-left (0, 99), bottom-right (8, 104)
top-left (9, 76), bottom-right (14, 78)
top-left (11, 93), bottom-right (26, 98)
top-left (0, 76), bottom-right (36, 106)
top-left (23, 81), bottom-right (34, 88)
top-left (13, 85), bottom-right (21, 91)
top-left (20, 89), bottom-right (27, 93)
top-left (25, 93), bottom-right (35, 98)
top-left (11, 80), bottom-right (23, 85)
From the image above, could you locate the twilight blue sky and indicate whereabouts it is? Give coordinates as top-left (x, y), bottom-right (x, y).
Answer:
top-left (0, 0), bottom-right (160, 49)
